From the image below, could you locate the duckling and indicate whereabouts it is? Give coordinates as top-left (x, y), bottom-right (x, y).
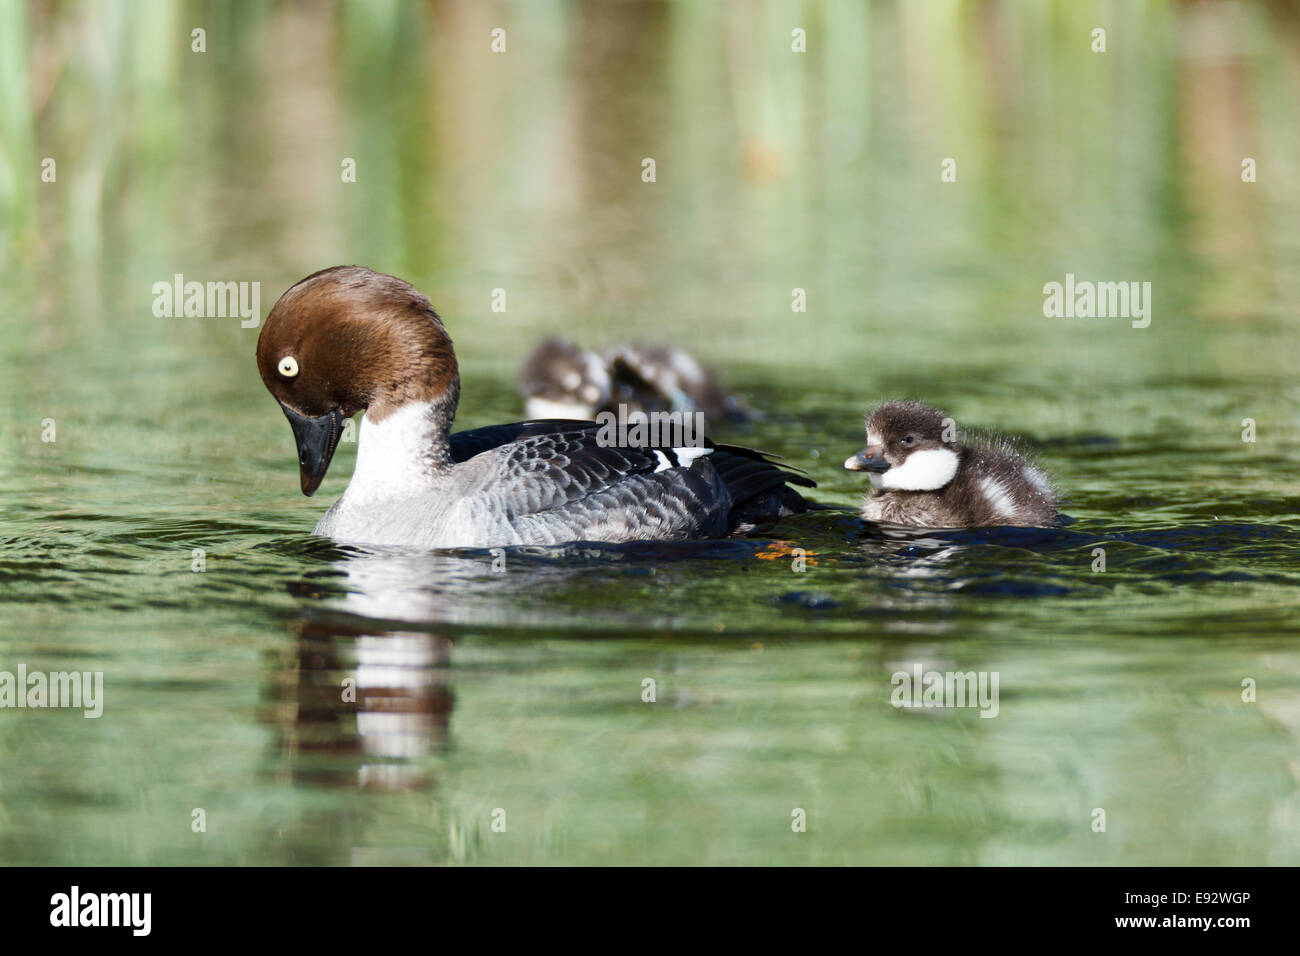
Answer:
top-left (844, 401), bottom-right (1059, 528)
top-left (518, 340), bottom-right (748, 424)
top-left (518, 338), bottom-right (612, 421)
top-left (604, 345), bottom-right (750, 424)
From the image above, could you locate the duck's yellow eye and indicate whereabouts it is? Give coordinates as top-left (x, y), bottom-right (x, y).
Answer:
top-left (278, 356), bottom-right (299, 378)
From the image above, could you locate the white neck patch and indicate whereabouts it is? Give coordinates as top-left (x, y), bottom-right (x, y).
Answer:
top-left (347, 400), bottom-right (446, 501)
top-left (878, 447), bottom-right (959, 491)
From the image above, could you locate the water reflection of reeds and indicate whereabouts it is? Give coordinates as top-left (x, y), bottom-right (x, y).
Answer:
top-left (4, 2), bottom-right (1298, 340)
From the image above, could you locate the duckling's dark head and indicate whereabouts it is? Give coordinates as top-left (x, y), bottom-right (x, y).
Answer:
top-left (845, 401), bottom-right (960, 491)
top-left (518, 337), bottom-right (610, 419)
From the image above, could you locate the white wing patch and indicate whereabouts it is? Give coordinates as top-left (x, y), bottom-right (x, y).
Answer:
top-left (653, 446), bottom-right (712, 473)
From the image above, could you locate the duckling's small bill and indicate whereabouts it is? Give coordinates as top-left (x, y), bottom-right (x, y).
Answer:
top-left (844, 446), bottom-right (890, 473)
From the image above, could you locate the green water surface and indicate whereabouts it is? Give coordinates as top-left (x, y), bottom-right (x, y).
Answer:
top-left (1, 0), bottom-right (1298, 865)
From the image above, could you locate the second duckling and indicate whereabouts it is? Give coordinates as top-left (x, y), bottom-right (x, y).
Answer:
top-left (519, 338), bottom-right (748, 424)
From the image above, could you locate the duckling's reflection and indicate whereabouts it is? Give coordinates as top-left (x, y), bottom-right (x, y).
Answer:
top-left (877, 528), bottom-right (969, 574)
top-left (846, 518), bottom-right (1092, 609)
top-left (850, 522), bottom-right (971, 589)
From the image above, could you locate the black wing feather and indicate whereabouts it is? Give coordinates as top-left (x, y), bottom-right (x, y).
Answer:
top-left (450, 419), bottom-right (816, 533)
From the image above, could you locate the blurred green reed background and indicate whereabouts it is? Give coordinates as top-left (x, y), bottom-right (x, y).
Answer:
top-left (1, 1), bottom-right (1300, 866)
top-left (3, 0), bottom-right (1299, 386)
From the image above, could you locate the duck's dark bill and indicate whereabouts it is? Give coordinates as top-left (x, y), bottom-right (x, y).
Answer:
top-left (281, 404), bottom-right (345, 496)
top-left (845, 447), bottom-right (891, 473)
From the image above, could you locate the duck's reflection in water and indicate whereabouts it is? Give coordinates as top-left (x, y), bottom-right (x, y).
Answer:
top-left (315, 544), bottom-right (621, 625)
top-left (272, 543), bottom-right (608, 795)
top-left (353, 629), bottom-right (453, 787)
top-left (258, 616), bottom-right (454, 863)
top-left (280, 617), bottom-right (454, 792)
top-left (263, 542), bottom-right (677, 861)
top-left (274, 525), bottom-right (1059, 790)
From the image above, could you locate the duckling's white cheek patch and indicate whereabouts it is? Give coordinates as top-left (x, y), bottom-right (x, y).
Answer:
top-left (525, 397), bottom-right (591, 420)
top-left (880, 448), bottom-right (959, 491)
